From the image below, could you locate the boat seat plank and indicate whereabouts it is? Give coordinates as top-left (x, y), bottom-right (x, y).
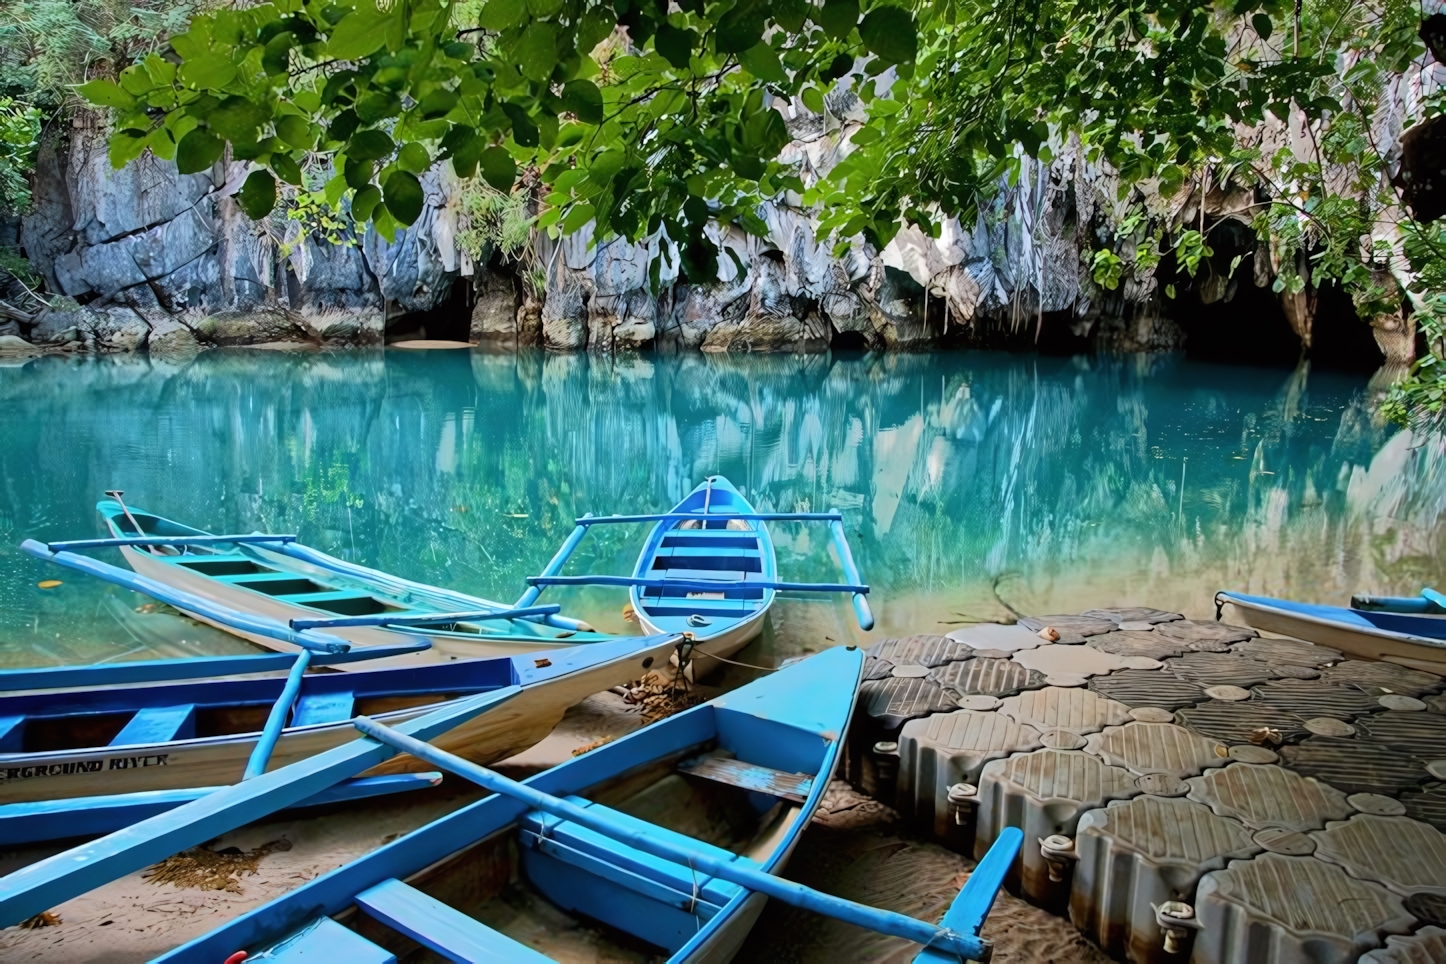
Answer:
top-left (678, 755), bottom-right (815, 803)
top-left (0, 716), bottom-right (24, 752)
top-left (520, 796), bottom-right (747, 907)
top-left (212, 571), bottom-right (312, 586)
top-left (291, 692), bottom-right (355, 727)
top-left (110, 705), bottom-right (196, 746)
top-left (262, 916), bottom-right (397, 963)
top-left (659, 535), bottom-right (760, 550)
top-left (355, 878), bottom-right (551, 963)
top-left (652, 555), bottom-right (763, 573)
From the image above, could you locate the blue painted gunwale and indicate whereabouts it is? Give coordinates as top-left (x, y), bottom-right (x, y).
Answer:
top-left (0, 772), bottom-right (443, 845)
top-left (94, 501), bottom-right (608, 646)
top-left (629, 477), bottom-right (779, 640)
top-left (152, 645), bottom-right (866, 964)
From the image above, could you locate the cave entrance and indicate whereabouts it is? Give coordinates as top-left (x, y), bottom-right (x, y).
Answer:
top-left (384, 277), bottom-right (472, 344)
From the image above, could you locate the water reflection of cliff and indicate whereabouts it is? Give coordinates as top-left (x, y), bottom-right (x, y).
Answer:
top-left (0, 349), bottom-right (1441, 663)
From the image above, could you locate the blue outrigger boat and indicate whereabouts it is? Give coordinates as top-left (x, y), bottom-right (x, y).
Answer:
top-left (76, 480), bottom-right (872, 673)
top-left (0, 646), bottom-right (1019, 961)
top-left (1217, 590), bottom-right (1446, 675)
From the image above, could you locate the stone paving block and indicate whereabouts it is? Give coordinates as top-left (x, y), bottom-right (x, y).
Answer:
top-left (1019, 614), bottom-right (1118, 636)
top-left (1086, 630), bottom-right (1189, 661)
top-left (975, 748), bottom-right (1140, 906)
top-left (1231, 636), bottom-right (1342, 666)
top-left (1401, 785), bottom-right (1446, 832)
top-left (1080, 607), bottom-right (1183, 625)
top-left (1166, 652), bottom-right (1280, 688)
top-left (1154, 619), bottom-right (1256, 646)
top-left (1193, 854), bottom-right (1414, 964)
top-left (1071, 795), bottom-right (1260, 963)
top-left (927, 657), bottom-right (1046, 698)
top-left (862, 656), bottom-right (894, 680)
top-left (1249, 678), bottom-right (1384, 720)
top-left (865, 634), bottom-right (975, 667)
top-left (997, 686), bottom-right (1133, 735)
top-left (1317, 661), bottom-right (1443, 698)
top-left (1352, 711), bottom-right (1446, 757)
top-left (858, 676), bottom-right (961, 732)
top-left (1088, 669), bottom-right (1207, 710)
top-left (1175, 700), bottom-right (1311, 746)
top-left (1359, 926), bottom-right (1446, 964)
top-left (1310, 813), bottom-right (1446, 896)
top-left (1185, 763), bottom-right (1353, 832)
top-left (897, 709), bottom-right (1043, 837)
top-left (1084, 722), bottom-right (1230, 779)
top-left (1013, 644), bottom-right (1157, 680)
top-left (943, 623), bottom-right (1049, 653)
top-left (1278, 737), bottom-right (1432, 796)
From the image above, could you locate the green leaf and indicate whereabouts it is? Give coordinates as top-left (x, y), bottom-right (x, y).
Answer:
top-left (738, 42), bottom-right (787, 83)
top-left (502, 103), bottom-right (540, 147)
top-left (1251, 13), bottom-right (1271, 41)
top-left (817, 0), bottom-right (858, 40)
top-left (801, 86), bottom-right (825, 114)
top-left (77, 79), bottom-right (137, 110)
top-left (515, 22), bottom-right (559, 82)
top-left (351, 183), bottom-right (382, 221)
top-left (773, 0), bottom-right (808, 32)
top-left (324, 172), bottom-right (349, 207)
top-left (119, 65), bottom-right (154, 97)
top-left (275, 114), bottom-right (314, 150)
top-left (826, 52), bottom-right (854, 79)
top-left (397, 142), bottom-right (431, 173)
top-left (479, 145), bottom-right (518, 190)
top-left (373, 203), bottom-right (400, 242)
top-left (175, 129), bottom-right (224, 174)
top-left (577, 6), bottom-right (616, 51)
top-left (451, 133), bottom-right (485, 177)
top-left (383, 169), bottom-right (424, 226)
top-left (348, 129), bottom-right (395, 160)
top-left (238, 169), bottom-right (277, 220)
top-left (355, 89), bottom-right (402, 123)
top-left (328, 2), bottom-right (393, 60)
top-left (848, 125), bottom-right (881, 146)
top-left (418, 88), bottom-right (460, 119)
top-left (209, 96), bottom-right (268, 142)
top-left (717, 0), bottom-right (766, 54)
top-left (859, 6), bottom-right (916, 64)
top-left (178, 58), bottom-right (237, 90)
top-left (526, 0), bottom-right (563, 16)
top-left (271, 152), bottom-right (304, 185)
top-left (108, 129), bottom-right (149, 168)
top-left (562, 202), bottom-right (595, 234)
top-left (560, 79), bottom-right (604, 125)
top-left (653, 22), bottom-right (696, 70)
top-left (344, 155), bottom-right (375, 189)
top-left (146, 127), bottom-right (177, 161)
top-left (478, 0), bottom-right (527, 31)
top-left (263, 32), bottom-right (295, 76)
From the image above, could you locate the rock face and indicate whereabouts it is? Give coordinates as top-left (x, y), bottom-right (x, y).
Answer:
top-left (15, 90), bottom-right (1396, 357)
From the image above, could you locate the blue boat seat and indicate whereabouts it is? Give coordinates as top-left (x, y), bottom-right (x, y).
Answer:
top-left (0, 716), bottom-right (24, 752)
top-left (518, 796), bottom-right (749, 952)
top-left (279, 591), bottom-right (392, 616)
top-left (652, 554), bottom-right (763, 573)
top-left (110, 705), bottom-right (196, 746)
top-left (256, 916), bottom-right (396, 963)
top-left (355, 877), bottom-right (551, 963)
top-left (291, 692), bottom-right (355, 726)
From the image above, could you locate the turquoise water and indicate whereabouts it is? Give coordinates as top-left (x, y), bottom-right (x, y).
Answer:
top-left (0, 349), bottom-right (1441, 668)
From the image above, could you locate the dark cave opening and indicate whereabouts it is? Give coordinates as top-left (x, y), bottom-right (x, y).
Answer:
top-left (384, 277), bottom-right (473, 343)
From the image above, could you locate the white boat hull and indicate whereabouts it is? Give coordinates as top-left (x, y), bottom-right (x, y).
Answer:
top-left (1222, 597), bottom-right (1446, 675)
top-left (0, 635), bottom-right (681, 804)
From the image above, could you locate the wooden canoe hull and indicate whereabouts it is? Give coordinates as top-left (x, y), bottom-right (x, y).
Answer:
top-left (1219, 592), bottom-right (1446, 675)
top-left (0, 635), bottom-right (680, 804)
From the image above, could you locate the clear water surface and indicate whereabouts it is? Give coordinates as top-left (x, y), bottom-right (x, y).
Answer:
top-left (1, 348), bottom-right (1441, 669)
